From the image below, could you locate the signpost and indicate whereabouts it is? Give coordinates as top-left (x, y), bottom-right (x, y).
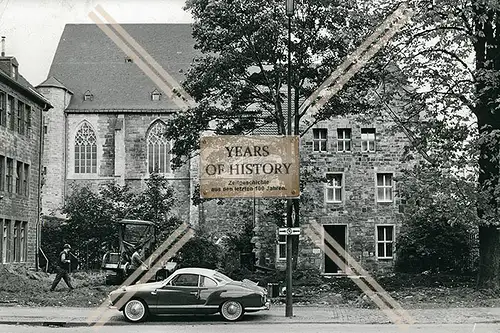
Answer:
top-left (199, 135), bottom-right (300, 199)
top-left (278, 227), bottom-right (300, 236)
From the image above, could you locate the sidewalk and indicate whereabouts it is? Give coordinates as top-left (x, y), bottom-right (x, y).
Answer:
top-left (0, 305), bottom-right (499, 326)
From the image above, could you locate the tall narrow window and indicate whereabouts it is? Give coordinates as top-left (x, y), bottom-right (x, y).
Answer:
top-left (6, 158), bottom-right (13, 193)
top-left (15, 161), bottom-right (22, 195)
top-left (0, 155), bottom-right (4, 191)
top-left (0, 91), bottom-right (5, 127)
top-left (376, 173), bottom-right (393, 202)
top-left (8, 96), bottom-right (15, 131)
top-left (376, 225), bottom-right (394, 259)
top-left (147, 121), bottom-right (171, 174)
top-left (24, 104), bottom-right (31, 137)
top-left (13, 221), bottom-right (19, 262)
top-left (23, 164), bottom-right (29, 196)
top-left (313, 128), bottom-right (328, 152)
top-left (337, 128), bottom-right (352, 152)
top-left (74, 122), bottom-right (97, 174)
top-left (361, 128), bottom-right (376, 152)
top-left (2, 220), bottom-right (9, 263)
top-left (325, 173), bottom-right (343, 203)
top-left (20, 222), bottom-right (27, 262)
top-left (17, 101), bottom-right (24, 135)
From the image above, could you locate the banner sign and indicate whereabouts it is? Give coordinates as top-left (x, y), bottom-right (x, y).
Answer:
top-left (200, 135), bottom-right (300, 198)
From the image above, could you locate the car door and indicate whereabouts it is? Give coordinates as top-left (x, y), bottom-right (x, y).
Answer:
top-left (155, 273), bottom-right (200, 312)
top-left (198, 275), bottom-right (219, 306)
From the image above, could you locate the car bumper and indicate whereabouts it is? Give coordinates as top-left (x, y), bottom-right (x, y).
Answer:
top-left (246, 301), bottom-right (270, 311)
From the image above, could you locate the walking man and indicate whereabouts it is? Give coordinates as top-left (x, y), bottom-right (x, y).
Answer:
top-left (49, 244), bottom-right (75, 291)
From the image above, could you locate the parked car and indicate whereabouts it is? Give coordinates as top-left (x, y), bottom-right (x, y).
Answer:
top-left (108, 267), bottom-right (270, 322)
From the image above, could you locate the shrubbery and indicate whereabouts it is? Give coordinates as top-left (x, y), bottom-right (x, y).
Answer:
top-left (395, 216), bottom-right (473, 274)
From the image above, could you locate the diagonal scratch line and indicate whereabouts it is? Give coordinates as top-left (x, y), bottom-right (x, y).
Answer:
top-left (303, 3), bottom-right (409, 107)
top-left (88, 11), bottom-right (192, 110)
top-left (93, 5), bottom-right (196, 108)
top-left (87, 223), bottom-right (190, 326)
top-left (304, 227), bottom-right (409, 330)
top-left (308, 220), bottom-right (414, 328)
top-left (86, 222), bottom-right (190, 326)
top-left (91, 229), bottom-right (195, 329)
top-left (309, 220), bottom-right (412, 323)
top-left (299, 3), bottom-right (413, 126)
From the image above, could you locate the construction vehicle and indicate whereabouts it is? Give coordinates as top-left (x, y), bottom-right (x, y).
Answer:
top-left (101, 219), bottom-right (178, 285)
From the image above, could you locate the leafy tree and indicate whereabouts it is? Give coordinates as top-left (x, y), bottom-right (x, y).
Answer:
top-left (60, 185), bottom-right (121, 269)
top-left (167, 0), bottom-right (390, 165)
top-left (128, 173), bottom-right (182, 244)
top-left (46, 174), bottom-right (180, 269)
top-left (375, 0), bottom-right (500, 288)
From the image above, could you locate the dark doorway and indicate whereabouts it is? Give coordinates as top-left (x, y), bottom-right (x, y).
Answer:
top-left (323, 224), bottom-right (347, 274)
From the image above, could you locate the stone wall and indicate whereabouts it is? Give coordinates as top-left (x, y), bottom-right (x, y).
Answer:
top-left (201, 115), bottom-right (410, 274)
top-left (0, 80), bottom-right (46, 267)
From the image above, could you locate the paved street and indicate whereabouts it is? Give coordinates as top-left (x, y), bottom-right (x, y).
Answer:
top-left (0, 305), bottom-right (499, 326)
top-left (1, 323), bottom-right (500, 333)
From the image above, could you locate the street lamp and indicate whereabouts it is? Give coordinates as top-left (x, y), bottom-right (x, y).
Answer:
top-left (285, 0), bottom-right (295, 319)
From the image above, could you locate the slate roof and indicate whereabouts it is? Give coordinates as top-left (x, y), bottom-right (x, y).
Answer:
top-left (47, 24), bottom-right (198, 111)
top-left (0, 65), bottom-right (53, 108)
top-left (37, 76), bottom-right (73, 94)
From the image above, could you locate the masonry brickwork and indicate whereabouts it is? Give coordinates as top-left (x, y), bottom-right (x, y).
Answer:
top-left (39, 85), bottom-right (192, 225)
top-left (201, 114), bottom-right (410, 274)
top-left (0, 57), bottom-right (51, 269)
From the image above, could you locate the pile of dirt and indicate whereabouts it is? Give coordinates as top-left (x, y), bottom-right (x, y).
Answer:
top-left (0, 266), bottom-right (115, 307)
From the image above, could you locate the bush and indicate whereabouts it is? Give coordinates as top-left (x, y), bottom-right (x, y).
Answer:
top-left (395, 216), bottom-right (473, 274)
top-left (179, 236), bottom-right (221, 269)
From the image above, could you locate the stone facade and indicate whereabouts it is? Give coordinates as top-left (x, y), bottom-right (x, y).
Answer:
top-left (201, 114), bottom-right (410, 274)
top-left (0, 55), bottom-right (52, 268)
top-left (37, 85), bottom-right (193, 225)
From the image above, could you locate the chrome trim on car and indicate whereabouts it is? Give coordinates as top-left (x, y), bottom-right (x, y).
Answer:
top-left (149, 305), bottom-right (219, 309)
top-left (246, 302), bottom-right (270, 311)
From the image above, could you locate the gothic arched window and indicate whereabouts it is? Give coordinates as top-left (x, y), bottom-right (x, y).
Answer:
top-left (147, 121), bottom-right (171, 174)
top-left (74, 122), bottom-right (97, 174)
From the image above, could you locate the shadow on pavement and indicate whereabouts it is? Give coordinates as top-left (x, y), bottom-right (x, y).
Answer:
top-left (137, 313), bottom-right (270, 324)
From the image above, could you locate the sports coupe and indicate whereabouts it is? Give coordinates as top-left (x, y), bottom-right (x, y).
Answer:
top-left (108, 267), bottom-right (270, 322)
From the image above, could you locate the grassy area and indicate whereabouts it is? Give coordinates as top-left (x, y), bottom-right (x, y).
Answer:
top-left (0, 266), bottom-right (499, 308)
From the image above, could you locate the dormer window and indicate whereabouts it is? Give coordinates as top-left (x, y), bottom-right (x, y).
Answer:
top-left (83, 90), bottom-right (94, 101)
top-left (11, 64), bottom-right (17, 80)
top-left (151, 89), bottom-right (161, 101)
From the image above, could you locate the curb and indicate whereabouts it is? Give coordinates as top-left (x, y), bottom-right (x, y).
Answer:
top-left (2, 320), bottom-right (500, 327)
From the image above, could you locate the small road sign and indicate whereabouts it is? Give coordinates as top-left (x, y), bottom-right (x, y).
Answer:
top-left (278, 227), bottom-right (300, 236)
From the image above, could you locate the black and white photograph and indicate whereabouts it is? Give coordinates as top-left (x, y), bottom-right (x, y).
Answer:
top-left (0, 0), bottom-right (499, 332)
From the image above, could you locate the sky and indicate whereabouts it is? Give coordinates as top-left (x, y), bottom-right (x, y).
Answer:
top-left (0, 0), bottom-right (193, 86)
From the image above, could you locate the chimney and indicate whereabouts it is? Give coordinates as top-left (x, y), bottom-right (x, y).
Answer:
top-left (1, 36), bottom-right (4, 57)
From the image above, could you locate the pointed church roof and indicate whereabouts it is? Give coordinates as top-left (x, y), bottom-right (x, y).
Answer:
top-left (47, 24), bottom-right (199, 112)
top-left (37, 76), bottom-right (73, 94)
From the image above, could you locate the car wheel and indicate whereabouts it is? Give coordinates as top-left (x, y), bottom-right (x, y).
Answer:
top-left (123, 299), bottom-right (148, 322)
top-left (220, 300), bottom-right (244, 321)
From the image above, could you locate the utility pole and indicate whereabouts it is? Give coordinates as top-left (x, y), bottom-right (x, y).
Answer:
top-left (285, 0), bottom-right (295, 318)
